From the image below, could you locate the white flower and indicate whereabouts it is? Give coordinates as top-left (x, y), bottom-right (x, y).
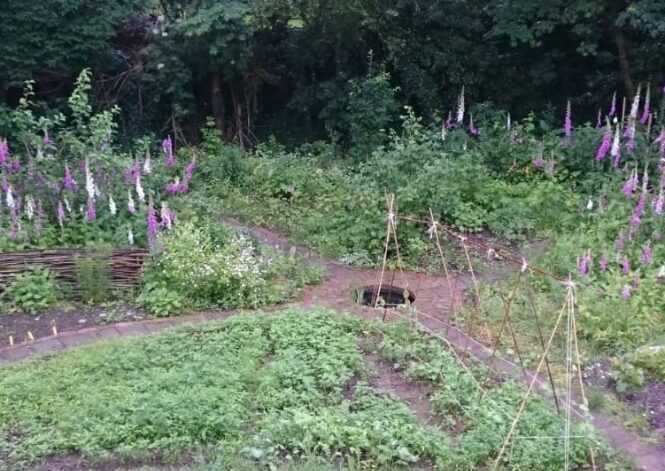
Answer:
top-left (586, 199), bottom-right (593, 210)
top-left (143, 151), bottom-right (152, 174)
top-left (128, 229), bottom-right (134, 245)
top-left (135, 174), bottom-right (145, 203)
top-left (629, 84), bottom-right (641, 119)
top-left (6, 185), bottom-right (14, 209)
top-left (456, 85), bottom-right (465, 123)
top-left (63, 197), bottom-right (71, 213)
top-left (611, 126), bottom-right (621, 157)
top-left (109, 194), bottom-right (117, 215)
top-left (25, 195), bottom-right (35, 220)
top-left (160, 201), bottom-right (172, 229)
top-left (85, 159), bottom-right (95, 200)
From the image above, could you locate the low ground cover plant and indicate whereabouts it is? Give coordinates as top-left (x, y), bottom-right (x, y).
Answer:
top-left (0, 309), bottom-right (625, 470)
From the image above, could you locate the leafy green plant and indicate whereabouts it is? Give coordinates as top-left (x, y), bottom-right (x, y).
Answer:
top-left (610, 358), bottom-right (646, 393)
top-left (75, 249), bottom-right (112, 304)
top-left (136, 281), bottom-right (184, 317)
top-left (1, 266), bottom-right (58, 313)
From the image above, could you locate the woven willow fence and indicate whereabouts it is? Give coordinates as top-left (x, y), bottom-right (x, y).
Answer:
top-left (0, 248), bottom-right (149, 290)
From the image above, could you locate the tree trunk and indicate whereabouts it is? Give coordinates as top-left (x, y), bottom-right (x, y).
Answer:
top-left (614, 28), bottom-right (635, 98)
top-left (210, 73), bottom-right (225, 133)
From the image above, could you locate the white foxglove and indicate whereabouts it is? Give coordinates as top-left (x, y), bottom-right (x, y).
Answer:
top-left (128, 229), bottom-right (134, 245)
top-left (25, 195), bottom-right (35, 220)
top-left (456, 86), bottom-right (465, 123)
top-left (6, 186), bottom-right (14, 209)
top-left (109, 194), bottom-right (117, 215)
top-left (85, 159), bottom-right (95, 200)
top-left (135, 174), bottom-right (145, 203)
top-left (629, 84), bottom-right (641, 120)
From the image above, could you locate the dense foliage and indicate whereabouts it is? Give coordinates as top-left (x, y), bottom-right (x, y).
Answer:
top-left (2, 0), bottom-right (664, 142)
top-left (0, 309), bottom-right (624, 470)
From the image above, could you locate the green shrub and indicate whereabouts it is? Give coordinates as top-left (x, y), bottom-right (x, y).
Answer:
top-left (2, 266), bottom-right (58, 313)
top-left (136, 281), bottom-right (184, 317)
top-left (75, 249), bottom-right (112, 303)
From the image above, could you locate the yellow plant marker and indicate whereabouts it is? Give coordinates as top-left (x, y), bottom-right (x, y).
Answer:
top-left (9, 336), bottom-right (14, 346)
top-left (52, 325), bottom-right (58, 336)
top-left (27, 331), bottom-right (34, 341)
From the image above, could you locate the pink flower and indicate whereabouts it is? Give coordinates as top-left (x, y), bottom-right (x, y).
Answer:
top-left (0, 138), bottom-right (8, 166)
top-left (564, 100), bottom-right (572, 137)
top-left (622, 257), bottom-right (631, 274)
top-left (631, 194), bottom-right (646, 229)
top-left (621, 284), bottom-right (632, 299)
top-left (445, 112), bottom-right (453, 130)
top-left (163, 136), bottom-right (175, 168)
top-left (43, 129), bottom-right (50, 146)
top-left (653, 188), bottom-right (664, 215)
top-left (578, 251), bottom-right (592, 275)
top-left (595, 109), bottom-right (602, 128)
top-left (640, 84), bottom-right (651, 125)
top-left (600, 253), bottom-right (609, 272)
top-left (147, 197), bottom-right (158, 239)
top-left (468, 114), bottom-right (479, 137)
top-left (534, 155), bottom-right (545, 169)
top-left (596, 123), bottom-right (612, 162)
top-left (63, 164), bottom-right (75, 190)
top-left (622, 169), bottom-right (638, 197)
top-left (642, 245), bottom-right (652, 265)
top-left (609, 92), bottom-right (617, 118)
top-left (654, 128), bottom-right (665, 157)
top-left (85, 198), bottom-right (96, 221)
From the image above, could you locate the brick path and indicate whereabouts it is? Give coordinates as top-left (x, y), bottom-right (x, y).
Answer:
top-left (0, 224), bottom-right (662, 470)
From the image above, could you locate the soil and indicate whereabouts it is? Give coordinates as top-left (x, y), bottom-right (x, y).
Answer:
top-left (0, 303), bottom-right (147, 348)
top-left (365, 352), bottom-right (434, 423)
top-left (624, 380), bottom-right (665, 436)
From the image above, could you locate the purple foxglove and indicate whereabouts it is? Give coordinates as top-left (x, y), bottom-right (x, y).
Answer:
top-left (56, 201), bottom-right (65, 226)
top-left (124, 161), bottom-right (141, 185)
top-left (596, 109), bottom-right (602, 128)
top-left (596, 123), bottom-right (612, 161)
top-left (578, 251), bottom-right (592, 275)
top-left (629, 84), bottom-right (641, 119)
top-left (609, 92), bottom-right (617, 118)
top-left (564, 100), bottom-right (572, 137)
top-left (86, 197), bottom-right (96, 221)
top-left (642, 245), bottom-right (652, 264)
top-left (1, 179), bottom-right (8, 193)
top-left (63, 164), bottom-right (75, 190)
top-left (43, 129), bottom-right (50, 146)
top-left (654, 128), bottom-right (665, 157)
top-left (468, 114), bottom-right (479, 136)
top-left (622, 256), bottom-right (631, 274)
top-left (600, 253), bottom-right (609, 272)
top-left (163, 135), bottom-right (175, 168)
top-left (631, 194), bottom-right (646, 229)
top-left (456, 86), bottom-right (465, 123)
top-left (533, 155), bottom-right (545, 169)
top-left (621, 284), bottom-right (632, 299)
top-left (445, 112), bottom-right (453, 130)
top-left (0, 138), bottom-right (8, 166)
top-left (640, 83), bottom-right (651, 125)
top-left (622, 169), bottom-right (638, 197)
top-left (147, 197), bottom-right (158, 241)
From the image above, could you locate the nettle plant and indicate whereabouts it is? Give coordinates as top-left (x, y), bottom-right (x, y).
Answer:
top-left (0, 69), bottom-right (195, 251)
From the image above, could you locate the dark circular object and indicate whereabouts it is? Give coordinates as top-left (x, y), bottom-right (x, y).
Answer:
top-left (352, 285), bottom-right (415, 307)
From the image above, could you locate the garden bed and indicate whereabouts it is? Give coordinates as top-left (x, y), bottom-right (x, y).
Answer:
top-left (0, 309), bottom-right (625, 471)
top-left (0, 303), bottom-right (147, 347)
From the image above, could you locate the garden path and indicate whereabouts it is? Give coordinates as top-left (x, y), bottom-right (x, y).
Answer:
top-left (0, 223), bottom-right (662, 471)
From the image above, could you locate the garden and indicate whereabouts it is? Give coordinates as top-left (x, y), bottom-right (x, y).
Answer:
top-left (2, 1), bottom-right (665, 469)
